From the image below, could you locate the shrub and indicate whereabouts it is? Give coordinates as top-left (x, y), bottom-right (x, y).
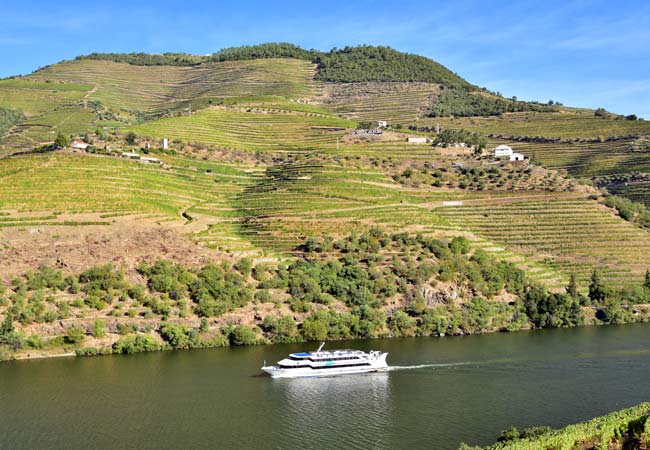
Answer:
top-left (228, 325), bottom-right (259, 346)
top-left (64, 326), bottom-right (86, 345)
top-left (92, 320), bottom-right (106, 338)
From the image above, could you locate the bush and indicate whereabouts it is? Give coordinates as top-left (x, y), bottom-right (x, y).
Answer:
top-left (228, 325), bottom-right (259, 346)
top-left (64, 326), bottom-right (85, 344)
top-left (92, 320), bottom-right (106, 338)
top-left (113, 334), bottom-right (162, 354)
top-left (159, 323), bottom-right (196, 349)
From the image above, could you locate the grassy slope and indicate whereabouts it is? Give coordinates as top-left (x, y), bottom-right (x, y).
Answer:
top-left (0, 53), bottom-right (649, 290)
top-left (424, 110), bottom-right (650, 140)
top-left (128, 106), bottom-right (354, 151)
top-left (27, 58), bottom-right (319, 115)
top-left (0, 79), bottom-right (95, 151)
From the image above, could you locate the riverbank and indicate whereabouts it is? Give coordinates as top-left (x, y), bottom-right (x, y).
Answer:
top-left (461, 402), bottom-right (650, 450)
top-left (2, 230), bottom-right (650, 363)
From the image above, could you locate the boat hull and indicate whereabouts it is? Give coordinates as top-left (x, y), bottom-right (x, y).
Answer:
top-left (261, 360), bottom-right (389, 379)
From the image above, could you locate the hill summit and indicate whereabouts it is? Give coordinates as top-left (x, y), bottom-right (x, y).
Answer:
top-left (77, 42), bottom-right (471, 86)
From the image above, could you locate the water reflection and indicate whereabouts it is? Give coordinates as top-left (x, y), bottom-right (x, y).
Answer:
top-left (273, 373), bottom-right (391, 450)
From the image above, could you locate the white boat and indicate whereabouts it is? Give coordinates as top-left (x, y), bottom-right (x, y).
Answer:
top-left (261, 343), bottom-right (389, 378)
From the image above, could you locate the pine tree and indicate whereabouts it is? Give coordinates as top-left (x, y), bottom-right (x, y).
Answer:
top-left (567, 273), bottom-right (578, 298)
top-left (0, 314), bottom-right (14, 338)
top-left (588, 270), bottom-right (606, 305)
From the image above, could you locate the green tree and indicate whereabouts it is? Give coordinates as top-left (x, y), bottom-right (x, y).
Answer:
top-left (125, 132), bottom-right (137, 145)
top-left (588, 270), bottom-right (607, 305)
top-left (54, 132), bottom-right (70, 148)
top-left (449, 236), bottom-right (471, 255)
top-left (567, 273), bottom-right (578, 298)
top-left (0, 314), bottom-right (14, 337)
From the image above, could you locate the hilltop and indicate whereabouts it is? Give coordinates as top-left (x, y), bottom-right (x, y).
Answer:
top-left (1, 43), bottom-right (650, 360)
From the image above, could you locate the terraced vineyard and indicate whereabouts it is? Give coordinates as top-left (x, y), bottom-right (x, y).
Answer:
top-left (435, 194), bottom-right (650, 287)
top-left (424, 110), bottom-right (650, 139)
top-left (129, 106), bottom-right (355, 151)
top-left (486, 138), bottom-right (650, 178)
top-left (604, 179), bottom-right (650, 206)
top-left (28, 58), bottom-right (320, 117)
top-left (322, 82), bottom-right (439, 123)
top-left (0, 79), bottom-right (95, 152)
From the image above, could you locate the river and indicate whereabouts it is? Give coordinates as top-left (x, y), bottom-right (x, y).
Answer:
top-left (1, 324), bottom-right (649, 450)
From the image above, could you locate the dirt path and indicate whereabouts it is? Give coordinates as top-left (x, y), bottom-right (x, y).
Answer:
top-left (82, 85), bottom-right (98, 108)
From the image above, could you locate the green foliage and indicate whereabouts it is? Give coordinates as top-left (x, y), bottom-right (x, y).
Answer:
top-left (228, 325), bottom-right (259, 346)
top-left (112, 334), bottom-right (162, 354)
top-left (425, 127), bottom-right (487, 149)
top-left (449, 236), bottom-right (471, 255)
top-left (0, 314), bottom-right (24, 351)
top-left (429, 87), bottom-right (557, 117)
top-left (497, 427), bottom-right (520, 442)
top-left (77, 43), bottom-right (470, 86)
top-left (262, 315), bottom-right (301, 343)
top-left (387, 310), bottom-right (417, 337)
top-left (64, 326), bottom-right (85, 344)
top-left (159, 323), bottom-right (196, 349)
top-left (523, 286), bottom-right (582, 328)
top-left (212, 43), bottom-right (314, 62)
top-left (91, 320), bottom-right (106, 338)
top-left (477, 402), bottom-right (650, 450)
top-left (125, 131), bottom-right (137, 145)
top-left (315, 45), bottom-right (470, 85)
top-left (54, 132), bottom-right (70, 148)
top-left (588, 270), bottom-right (608, 305)
top-left (77, 52), bottom-right (204, 66)
top-left (604, 194), bottom-right (650, 229)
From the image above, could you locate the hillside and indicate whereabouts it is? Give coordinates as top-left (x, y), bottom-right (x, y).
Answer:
top-left (462, 402), bottom-right (650, 450)
top-left (1, 43), bottom-right (650, 360)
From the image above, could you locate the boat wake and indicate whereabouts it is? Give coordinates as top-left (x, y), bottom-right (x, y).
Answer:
top-left (388, 362), bottom-right (472, 371)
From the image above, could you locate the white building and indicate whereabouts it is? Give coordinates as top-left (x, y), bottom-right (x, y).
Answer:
top-left (494, 144), bottom-right (513, 158)
top-left (70, 140), bottom-right (90, 150)
top-left (510, 152), bottom-right (525, 161)
top-left (407, 137), bottom-right (428, 144)
top-left (141, 156), bottom-right (162, 164)
top-left (162, 138), bottom-right (169, 150)
top-left (377, 120), bottom-right (388, 128)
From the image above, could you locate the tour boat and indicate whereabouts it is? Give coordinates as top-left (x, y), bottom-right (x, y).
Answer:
top-left (261, 343), bottom-right (389, 378)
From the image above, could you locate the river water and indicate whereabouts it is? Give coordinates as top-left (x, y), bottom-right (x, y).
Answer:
top-left (1, 324), bottom-right (649, 450)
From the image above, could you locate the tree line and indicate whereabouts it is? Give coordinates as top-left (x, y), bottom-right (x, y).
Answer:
top-left (428, 86), bottom-right (558, 117)
top-left (77, 43), bottom-right (471, 86)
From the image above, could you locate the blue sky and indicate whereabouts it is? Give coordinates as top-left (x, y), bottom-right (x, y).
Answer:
top-left (2, 0), bottom-right (649, 117)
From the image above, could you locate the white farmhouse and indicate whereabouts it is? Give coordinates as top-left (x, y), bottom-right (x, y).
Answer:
top-left (377, 120), bottom-right (388, 128)
top-left (70, 140), bottom-right (90, 150)
top-left (141, 156), bottom-right (162, 164)
top-left (510, 152), bottom-right (525, 161)
top-left (407, 137), bottom-right (428, 144)
top-left (494, 144), bottom-right (513, 158)
top-left (162, 138), bottom-right (169, 150)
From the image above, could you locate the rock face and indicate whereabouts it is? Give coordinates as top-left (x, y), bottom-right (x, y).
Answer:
top-left (420, 286), bottom-right (458, 307)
